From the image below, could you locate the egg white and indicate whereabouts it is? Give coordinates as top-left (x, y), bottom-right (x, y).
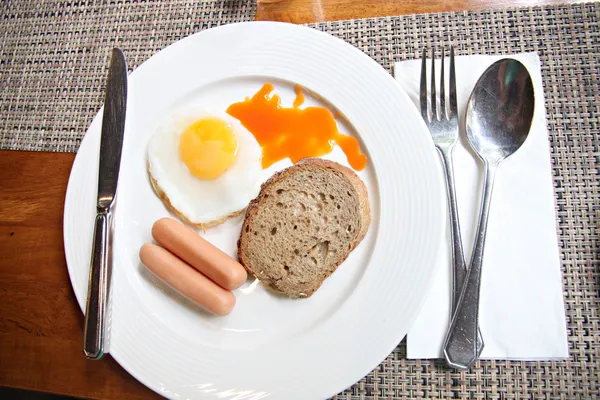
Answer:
top-left (147, 106), bottom-right (263, 227)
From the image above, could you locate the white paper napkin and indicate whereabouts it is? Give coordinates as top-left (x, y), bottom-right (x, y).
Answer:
top-left (394, 52), bottom-right (569, 360)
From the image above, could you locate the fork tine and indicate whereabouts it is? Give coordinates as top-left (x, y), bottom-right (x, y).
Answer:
top-left (449, 45), bottom-right (458, 118)
top-left (420, 49), bottom-right (428, 121)
top-left (440, 47), bottom-right (446, 119)
top-left (430, 48), bottom-right (437, 121)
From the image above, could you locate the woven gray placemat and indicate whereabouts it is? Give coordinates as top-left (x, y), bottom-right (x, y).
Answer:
top-left (1, 1), bottom-right (598, 399)
top-left (0, 0), bottom-right (256, 151)
top-left (309, 4), bottom-right (599, 399)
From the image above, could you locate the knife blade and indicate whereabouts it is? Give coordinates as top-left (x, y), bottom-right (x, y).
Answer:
top-left (83, 48), bottom-right (128, 360)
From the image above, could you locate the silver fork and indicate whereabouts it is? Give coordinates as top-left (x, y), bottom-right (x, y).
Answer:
top-left (419, 47), bottom-right (483, 363)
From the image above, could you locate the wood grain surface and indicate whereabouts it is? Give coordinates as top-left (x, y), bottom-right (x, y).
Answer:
top-left (255, 0), bottom-right (576, 23)
top-left (0, 151), bottom-right (159, 399)
top-left (0, 0), bottom-right (579, 399)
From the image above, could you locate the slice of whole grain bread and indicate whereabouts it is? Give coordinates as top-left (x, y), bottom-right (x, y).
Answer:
top-left (238, 158), bottom-right (371, 298)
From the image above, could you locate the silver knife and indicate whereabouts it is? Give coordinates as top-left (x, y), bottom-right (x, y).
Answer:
top-left (83, 48), bottom-right (128, 360)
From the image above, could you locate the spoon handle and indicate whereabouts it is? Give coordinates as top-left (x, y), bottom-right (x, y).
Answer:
top-left (437, 148), bottom-right (485, 357)
top-left (443, 162), bottom-right (497, 370)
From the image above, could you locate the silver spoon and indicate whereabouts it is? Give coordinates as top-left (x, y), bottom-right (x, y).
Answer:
top-left (443, 59), bottom-right (535, 370)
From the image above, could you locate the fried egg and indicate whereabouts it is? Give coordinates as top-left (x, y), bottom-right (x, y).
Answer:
top-left (147, 106), bottom-right (263, 229)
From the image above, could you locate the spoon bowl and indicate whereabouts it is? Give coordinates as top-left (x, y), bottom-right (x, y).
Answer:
top-left (466, 59), bottom-right (534, 163)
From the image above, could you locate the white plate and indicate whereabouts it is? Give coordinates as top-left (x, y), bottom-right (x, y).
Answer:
top-left (64, 22), bottom-right (444, 400)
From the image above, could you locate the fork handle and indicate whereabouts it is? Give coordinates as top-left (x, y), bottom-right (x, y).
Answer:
top-left (437, 147), bottom-right (484, 356)
top-left (437, 148), bottom-right (467, 312)
top-left (443, 161), bottom-right (497, 369)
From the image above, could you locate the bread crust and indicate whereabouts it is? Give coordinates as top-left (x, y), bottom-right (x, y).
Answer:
top-left (238, 158), bottom-right (371, 298)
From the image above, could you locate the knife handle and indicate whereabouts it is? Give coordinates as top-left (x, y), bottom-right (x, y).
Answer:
top-left (83, 210), bottom-right (112, 360)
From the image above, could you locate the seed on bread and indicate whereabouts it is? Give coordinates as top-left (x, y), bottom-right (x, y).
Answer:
top-left (238, 158), bottom-right (370, 298)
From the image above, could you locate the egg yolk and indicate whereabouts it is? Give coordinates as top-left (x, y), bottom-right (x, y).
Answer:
top-left (179, 117), bottom-right (238, 180)
top-left (226, 83), bottom-right (367, 171)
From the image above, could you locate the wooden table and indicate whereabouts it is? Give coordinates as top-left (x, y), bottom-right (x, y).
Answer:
top-left (0, 0), bottom-right (577, 398)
